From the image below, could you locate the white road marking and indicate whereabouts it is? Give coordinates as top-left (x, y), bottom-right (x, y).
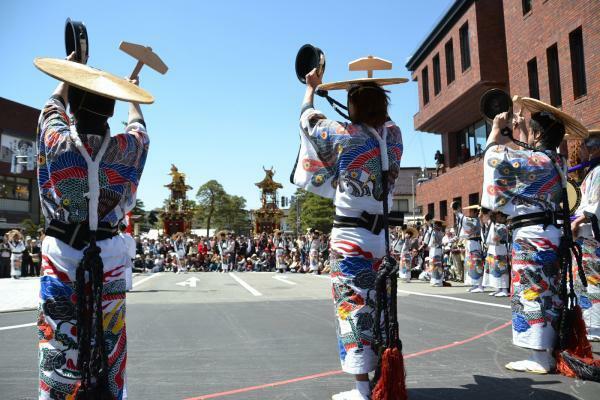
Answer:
top-left (176, 277), bottom-right (201, 287)
top-left (0, 322), bottom-right (37, 332)
top-left (312, 274), bottom-right (331, 280)
top-left (397, 289), bottom-right (511, 309)
top-left (229, 272), bottom-right (262, 296)
top-left (131, 272), bottom-right (162, 289)
top-left (272, 275), bottom-right (297, 285)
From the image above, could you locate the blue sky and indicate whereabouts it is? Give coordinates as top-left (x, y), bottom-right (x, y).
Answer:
top-left (0, 0), bottom-right (451, 210)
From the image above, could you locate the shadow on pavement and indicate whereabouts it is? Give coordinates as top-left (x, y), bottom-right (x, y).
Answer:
top-left (409, 375), bottom-right (585, 400)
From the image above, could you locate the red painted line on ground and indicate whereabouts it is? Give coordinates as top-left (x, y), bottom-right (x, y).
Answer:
top-left (183, 321), bottom-right (511, 400)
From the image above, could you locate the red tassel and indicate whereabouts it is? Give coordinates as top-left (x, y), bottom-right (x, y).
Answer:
top-left (556, 305), bottom-right (594, 378)
top-left (372, 348), bottom-right (408, 400)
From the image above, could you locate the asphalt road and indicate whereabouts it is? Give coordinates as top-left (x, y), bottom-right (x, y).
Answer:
top-left (0, 272), bottom-right (598, 400)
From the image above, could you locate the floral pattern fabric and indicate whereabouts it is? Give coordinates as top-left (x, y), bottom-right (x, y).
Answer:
top-left (38, 236), bottom-right (129, 399)
top-left (483, 222), bottom-right (509, 289)
top-left (460, 217), bottom-right (484, 286)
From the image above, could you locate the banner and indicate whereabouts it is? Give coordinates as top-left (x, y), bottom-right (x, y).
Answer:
top-left (0, 131), bottom-right (35, 173)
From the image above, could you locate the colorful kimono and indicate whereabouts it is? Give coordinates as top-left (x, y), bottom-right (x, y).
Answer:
top-left (308, 238), bottom-right (321, 272)
top-left (483, 222), bottom-right (509, 290)
top-left (572, 164), bottom-right (600, 338)
top-left (293, 105), bottom-right (402, 374)
top-left (399, 237), bottom-right (415, 281)
top-left (37, 96), bottom-right (149, 399)
top-left (459, 217), bottom-right (484, 286)
top-left (9, 240), bottom-right (25, 278)
top-left (275, 238), bottom-right (287, 271)
top-left (482, 144), bottom-right (563, 350)
top-left (427, 228), bottom-right (444, 285)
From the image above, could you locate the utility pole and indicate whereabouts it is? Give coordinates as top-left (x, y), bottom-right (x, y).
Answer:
top-left (412, 174), bottom-right (415, 223)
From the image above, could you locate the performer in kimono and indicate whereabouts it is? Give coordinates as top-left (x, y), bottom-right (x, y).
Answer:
top-left (461, 205), bottom-right (484, 292)
top-left (274, 230), bottom-right (287, 273)
top-left (35, 54), bottom-right (152, 398)
top-left (293, 64), bottom-right (404, 400)
top-left (482, 212), bottom-right (510, 297)
top-left (308, 229), bottom-right (321, 274)
top-left (450, 202), bottom-right (465, 281)
top-left (571, 128), bottom-right (600, 341)
top-left (428, 220), bottom-right (445, 287)
top-left (173, 232), bottom-right (187, 273)
top-left (481, 98), bottom-right (587, 373)
top-left (399, 227), bottom-right (418, 282)
top-left (7, 230), bottom-right (25, 279)
top-left (217, 232), bottom-right (229, 273)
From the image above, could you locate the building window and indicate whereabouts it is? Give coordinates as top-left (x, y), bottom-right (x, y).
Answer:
top-left (569, 27), bottom-right (587, 98)
top-left (527, 58), bottom-right (540, 99)
top-left (0, 176), bottom-right (30, 201)
top-left (393, 199), bottom-right (410, 213)
top-left (445, 39), bottom-right (455, 84)
top-left (422, 66), bottom-right (430, 105)
top-left (468, 192), bottom-right (479, 206)
top-left (427, 203), bottom-right (435, 218)
top-left (459, 22), bottom-right (471, 71)
top-left (522, 0), bottom-right (532, 14)
top-left (547, 43), bottom-right (562, 107)
top-left (433, 53), bottom-right (441, 95)
top-left (440, 200), bottom-right (448, 221)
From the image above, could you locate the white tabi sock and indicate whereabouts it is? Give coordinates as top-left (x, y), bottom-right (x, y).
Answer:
top-left (356, 380), bottom-right (371, 397)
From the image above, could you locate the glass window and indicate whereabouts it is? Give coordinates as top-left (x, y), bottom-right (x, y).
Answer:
top-left (527, 58), bottom-right (540, 99)
top-left (422, 66), bottom-right (430, 105)
top-left (522, 0), bottom-right (532, 14)
top-left (0, 175), bottom-right (30, 201)
top-left (459, 22), bottom-right (471, 71)
top-left (433, 53), bottom-right (441, 95)
top-left (474, 121), bottom-right (487, 157)
top-left (547, 43), bottom-right (562, 107)
top-left (569, 27), bottom-right (587, 98)
top-left (445, 39), bottom-right (455, 84)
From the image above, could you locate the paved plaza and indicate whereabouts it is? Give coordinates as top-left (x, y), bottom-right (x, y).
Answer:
top-left (1, 273), bottom-right (598, 400)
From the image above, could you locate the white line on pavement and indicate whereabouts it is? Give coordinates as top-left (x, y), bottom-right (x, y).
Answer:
top-left (272, 275), bottom-right (297, 285)
top-left (132, 272), bottom-right (162, 289)
top-left (0, 322), bottom-right (37, 332)
top-left (397, 289), bottom-right (511, 309)
top-left (229, 272), bottom-right (262, 296)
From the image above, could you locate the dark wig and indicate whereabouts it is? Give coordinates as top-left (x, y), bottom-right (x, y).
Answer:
top-left (529, 111), bottom-right (565, 150)
top-left (347, 83), bottom-right (390, 128)
top-left (68, 86), bottom-right (115, 134)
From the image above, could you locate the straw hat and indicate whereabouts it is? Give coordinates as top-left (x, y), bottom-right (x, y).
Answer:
top-left (318, 55), bottom-right (408, 91)
top-left (463, 204), bottom-right (481, 210)
top-left (404, 226), bottom-right (418, 237)
top-left (512, 95), bottom-right (588, 140)
top-left (34, 58), bottom-right (154, 104)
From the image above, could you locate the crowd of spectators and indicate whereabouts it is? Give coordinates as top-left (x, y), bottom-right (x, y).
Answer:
top-left (133, 229), bottom-right (332, 274)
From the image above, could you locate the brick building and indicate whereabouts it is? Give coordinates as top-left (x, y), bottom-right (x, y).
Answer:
top-left (0, 97), bottom-right (41, 233)
top-left (406, 0), bottom-right (600, 226)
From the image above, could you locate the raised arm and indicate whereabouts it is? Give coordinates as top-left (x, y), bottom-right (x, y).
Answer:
top-left (127, 77), bottom-right (145, 125)
top-left (302, 68), bottom-right (322, 111)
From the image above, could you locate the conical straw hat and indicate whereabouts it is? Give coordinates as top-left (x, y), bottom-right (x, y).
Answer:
top-left (34, 58), bottom-right (154, 104)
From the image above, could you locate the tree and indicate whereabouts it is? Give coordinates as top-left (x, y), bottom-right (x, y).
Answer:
top-left (131, 199), bottom-right (147, 225)
top-left (196, 180), bottom-right (226, 236)
top-left (213, 194), bottom-right (251, 234)
top-left (288, 189), bottom-right (335, 234)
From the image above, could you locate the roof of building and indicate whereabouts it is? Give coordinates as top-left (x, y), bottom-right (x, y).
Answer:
top-left (405, 0), bottom-right (474, 72)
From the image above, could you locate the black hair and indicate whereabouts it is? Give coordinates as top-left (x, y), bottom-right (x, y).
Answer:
top-left (424, 213), bottom-right (432, 221)
top-left (68, 86), bottom-right (115, 134)
top-left (529, 111), bottom-right (565, 150)
top-left (451, 201), bottom-right (461, 211)
top-left (347, 83), bottom-right (390, 128)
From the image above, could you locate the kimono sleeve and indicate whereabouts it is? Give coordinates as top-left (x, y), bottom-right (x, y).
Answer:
top-left (292, 106), bottom-right (347, 199)
top-left (114, 122), bottom-right (150, 213)
top-left (578, 166), bottom-right (600, 217)
top-left (38, 96), bottom-right (71, 159)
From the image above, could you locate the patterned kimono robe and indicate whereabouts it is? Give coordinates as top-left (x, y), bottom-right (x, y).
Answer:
top-left (427, 228), bottom-right (444, 285)
top-left (482, 222), bottom-right (510, 290)
top-left (399, 237), bottom-right (415, 281)
top-left (482, 144), bottom-right (563, 351)
top-left (293, 105), bottom-right (402, 374)
top-left (459, 217), bottom-right (484, 286)
top-left (9, 240), bottom-right (25, 278)
top-left (573, 164), bottom-right (600, 337)
top-left (37, 96), bottom-right (149, 399)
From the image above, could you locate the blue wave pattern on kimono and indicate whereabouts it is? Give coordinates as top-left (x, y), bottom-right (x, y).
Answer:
top-left (37, 98), bottom-right (149, 225)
